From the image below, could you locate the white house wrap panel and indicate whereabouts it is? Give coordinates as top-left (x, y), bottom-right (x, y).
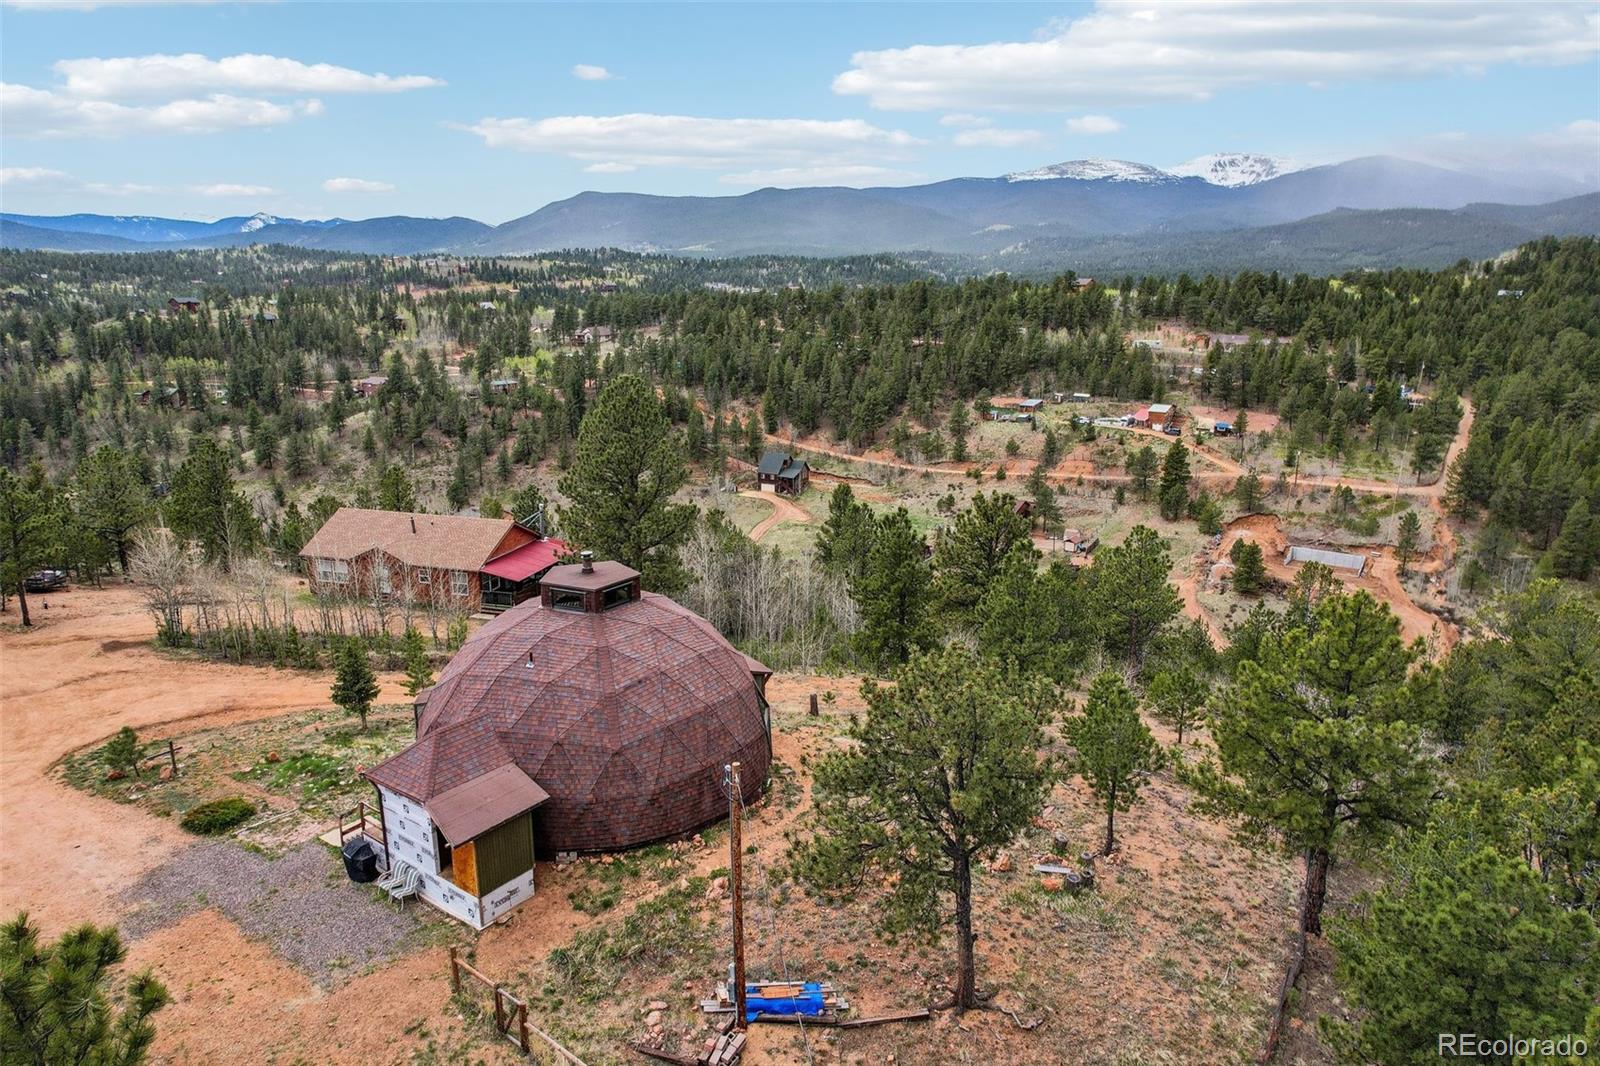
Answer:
top-left (377, 786), bottom-right (483, 927)
top-left (482, 870), bottom-right (536, 924)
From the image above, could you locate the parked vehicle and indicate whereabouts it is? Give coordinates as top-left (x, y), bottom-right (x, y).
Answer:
top-left (23, 569), bottom-right (67, 592)
top-left (1162, 423), bottom-right (1182, 436)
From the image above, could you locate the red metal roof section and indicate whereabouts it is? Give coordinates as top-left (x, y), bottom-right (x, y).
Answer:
top-left (481, 538), bottom-right (567, 581)
top-left (368, 590), bottom-right (770, 852)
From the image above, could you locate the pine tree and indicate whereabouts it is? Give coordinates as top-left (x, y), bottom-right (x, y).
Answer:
top-left (947, 403), bottom-right (970, 462)
top-left (375, 464), bottom-right (418, 512)
top-left (1233, 472), bottom-right (1263, 513)
top-left (1158, 441), bottom-right (1191, 520)
top-left (1065, 672), bottom-right (1163, 854)
top-left (1395, 510), bottom-right (1422, 574)
top-left (401, 628), bottom-right (433, 697)
top-left (0, 913), bottom-right (170, 1066)
top-left (976, 549), bottom-right (1093, 683)
top-left (332, 639), bottom-right (380, 731)
top-left (815, 484), bottom-right (876, 583)
top-left (930, 492), bottom-right (1034, 622)
top-left (1147, 666), bottom-right (1208, 746)
top-left (850, 508), bottom-right (935, 672)
top-left (789, 646), bottom-right (1058, 1012)
top-left (166, 438), bottom-right (257, 565)
top-left (1093, 525), bottom-right (1181, 666)
top-left (76, 446), bottom-right (153, 573)
top-left (558, 374), bottom-right (696, 594)
top-left (1230, 539), bottom-right (1266, 595)
top-left (1550, 498), bottom-right (1596, 580)
top-left (1323, 841), bottom-right (1600, 1065)
top-left (507, 482), bottom-right (550, 531)
top-left (1185, 591), bottom-right (1435, 934)
top-left (1127, 445), bottom-right (1159, 500)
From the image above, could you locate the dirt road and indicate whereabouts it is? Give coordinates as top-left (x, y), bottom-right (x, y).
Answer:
top-left (739, 489), bottom-right (812, 543)
top-left (1215, 514), bottom-right (1459, 653)
top-left (0, 584), bottom-right (408, 934)
top-left (770, 397), bottom-right (1475, 503)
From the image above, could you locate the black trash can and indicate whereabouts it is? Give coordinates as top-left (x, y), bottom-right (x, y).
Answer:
top-left (342, 837), bottom-right (381, 883)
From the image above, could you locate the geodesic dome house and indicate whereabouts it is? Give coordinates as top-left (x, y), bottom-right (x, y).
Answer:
top-left (363, 556), bottom-right (771, 928)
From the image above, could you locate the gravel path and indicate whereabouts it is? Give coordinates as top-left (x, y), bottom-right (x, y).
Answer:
top-left (119, 840), bottom-right (425, 986)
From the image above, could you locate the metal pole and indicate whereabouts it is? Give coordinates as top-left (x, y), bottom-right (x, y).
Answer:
top-left (728, 762), bottom-right (747, 1030)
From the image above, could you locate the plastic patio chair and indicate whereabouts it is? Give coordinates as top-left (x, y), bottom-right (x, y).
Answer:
top-left (388, 864), bottom-right (421, 910)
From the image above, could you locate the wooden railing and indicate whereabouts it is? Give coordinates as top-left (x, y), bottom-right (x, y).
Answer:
top-left (338, 800), bottom-right (385, 846)
top-left (448, 947), bottom-right (587, 1064)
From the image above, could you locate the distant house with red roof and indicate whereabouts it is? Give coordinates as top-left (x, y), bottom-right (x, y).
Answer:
top-left (298, 508), bottom-right (566, 612)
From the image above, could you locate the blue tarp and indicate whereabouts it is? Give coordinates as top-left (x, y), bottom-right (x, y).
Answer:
top-left (745, 982), bottom-right (826, 1021)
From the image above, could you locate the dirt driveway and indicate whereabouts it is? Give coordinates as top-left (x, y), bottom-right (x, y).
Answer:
top-left (739, 489), bottom-right (813, 543)
top-left (0, 583), bottom-right (407, 934)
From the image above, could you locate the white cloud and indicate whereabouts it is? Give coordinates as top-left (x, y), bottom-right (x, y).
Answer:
top-left (938, 113), bottom-right (992, 128)
top-left (53, 53), bottom-right (442, 99)
top-left (834, 1), bottom-right (1600, 111)
top-left (571, 64), bottom-right (613, 81)
top-left (1065, 114), bottom-right (1122, 135)
top-left (717, 165), bottom-right (925, 188)
top-left (323, 176), bottom-right (396, 193)
top-left (952, 127), bottom-right (1043, 148)
top-left (1, 51), bottom-right (437, 139)
top-left (1407, 119), bottom-right (1600, 188)
top-left (583, 162), bottom-right (637, 174)
top-left (0, 166), bottom-right (68, 185)
top-left (461, 113), bottom-right (922, 170)
top-left (191, 182), bottom-right (275, 196)
top-left (2, 83), bottom-right (322, 137)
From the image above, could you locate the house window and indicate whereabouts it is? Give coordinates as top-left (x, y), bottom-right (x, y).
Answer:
top-left (602, 583), bottom-right (634, 611)
top-left (415, 567), bottom-right (430, 586)
top-left (550, 589), bottom-right (586, 613)
top-left (378, 566), bottom-right (393, 595)
top-left (317, 558), bottom-right (350, 585)
top-left (451, 570), bottom-right (469, 597)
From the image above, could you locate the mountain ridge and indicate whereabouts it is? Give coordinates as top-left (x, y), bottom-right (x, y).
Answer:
top-left (4, 155), bottom-right (1595, 267)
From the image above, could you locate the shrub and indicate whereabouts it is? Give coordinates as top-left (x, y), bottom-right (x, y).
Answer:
top-left (180, 797), bottom-right (257, 835)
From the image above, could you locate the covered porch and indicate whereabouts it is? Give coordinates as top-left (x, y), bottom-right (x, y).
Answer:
top-left (478, 539), bottom-right (565, 612)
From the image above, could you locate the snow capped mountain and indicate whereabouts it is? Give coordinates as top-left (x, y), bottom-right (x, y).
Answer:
top-left (1170, 153), bottom-right (1304, 188)
top-left (1005, 159), bottom-right (1177, 184)
top-left (240, 212), bottom-right (278, 232)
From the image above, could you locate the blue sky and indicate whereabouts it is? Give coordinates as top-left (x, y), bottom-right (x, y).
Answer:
top-left (2, 1), bottom-right (1596, 223)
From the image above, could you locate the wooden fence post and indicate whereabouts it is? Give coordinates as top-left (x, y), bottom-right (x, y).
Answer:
top-left (517, 1001), bottom-right (530, 1053)
top-left (448, 947), bottom-right (461, 994)
top-left (493, 984), bottom-right (506, 1034)
top-left (808, 693), bottom-right (818, 716)
top-left (166, 739), bottom-right (178, 776)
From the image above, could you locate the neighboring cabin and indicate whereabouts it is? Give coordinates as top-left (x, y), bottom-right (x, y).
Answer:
top-left (298, 508), bottom-right (567, 612)
top-left (756, 450), bottom-right (809, 495)
top-left (354, 374), bottom-right (388, 398)
top-left (168, 296), bottom-right (201, 312)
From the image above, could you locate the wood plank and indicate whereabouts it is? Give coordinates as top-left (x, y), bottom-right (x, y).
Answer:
top-left (629, 1042), bottom-right (699, 1066)
top-left (837, 1008), bottom-right (932, 1029)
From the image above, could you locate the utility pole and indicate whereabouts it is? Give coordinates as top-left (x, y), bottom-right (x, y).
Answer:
top-left (726, 761), bottom-right (747, 1030)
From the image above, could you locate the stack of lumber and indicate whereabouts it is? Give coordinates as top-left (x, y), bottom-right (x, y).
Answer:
top-left (700, 980), bottom-right (849, 1017)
